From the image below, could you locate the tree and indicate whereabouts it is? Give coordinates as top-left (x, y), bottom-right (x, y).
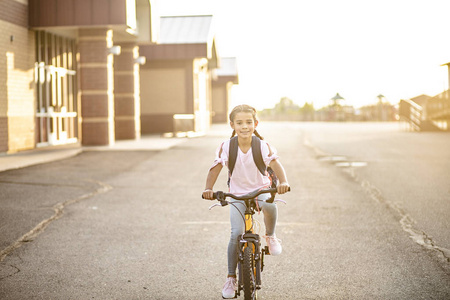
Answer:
top-left (274, 97), bottom-right (299, 113)
top-left (299, 102), bottom-right (315, 121)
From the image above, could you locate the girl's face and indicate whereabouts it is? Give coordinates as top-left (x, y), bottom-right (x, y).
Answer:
top-left (230, 112), bottom-right (258, 139)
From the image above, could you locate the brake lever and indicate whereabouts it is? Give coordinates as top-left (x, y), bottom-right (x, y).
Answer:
top-left (208, 203), bottom-right (221, 210)
top-left (274, 199), bottom-right (287, 204)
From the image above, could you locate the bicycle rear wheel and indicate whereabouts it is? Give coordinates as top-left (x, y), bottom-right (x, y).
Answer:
top-left (243, 245), bottom-right (257, 300)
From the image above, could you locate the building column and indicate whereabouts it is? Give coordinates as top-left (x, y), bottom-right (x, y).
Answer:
top-left (114, 43), bottom-right (141, 140)
top-left (78, 28), bottom-right (115, 145)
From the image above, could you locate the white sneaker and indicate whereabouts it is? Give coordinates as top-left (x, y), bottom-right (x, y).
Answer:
top-left (265, 234), bottom-right (282, 256)
top-left (222, 277), bottom-right (237, 299)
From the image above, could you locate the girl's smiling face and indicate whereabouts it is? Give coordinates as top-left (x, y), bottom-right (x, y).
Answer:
top-left (230, 112), bottom-right (258, 139)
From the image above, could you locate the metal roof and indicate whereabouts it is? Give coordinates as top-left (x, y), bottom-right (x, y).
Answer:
top-left (159, 15), bottom-right (213, 44)
top-left (216, 57), bottom-right (238, 76)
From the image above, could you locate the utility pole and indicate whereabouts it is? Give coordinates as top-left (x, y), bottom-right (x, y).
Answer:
top-left (377, 94), bottom-right (385, 121)
top-left (440, 62), bottom-right (450, 91)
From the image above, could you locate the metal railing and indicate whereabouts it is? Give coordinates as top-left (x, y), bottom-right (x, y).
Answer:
top-left (399, 99), bottom-right (423, 131)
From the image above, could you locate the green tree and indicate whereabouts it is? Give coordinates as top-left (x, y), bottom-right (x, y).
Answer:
top-left (274, 97), bottom-right (299, 113)
top-left (299, 102), bottom-right (315, 121)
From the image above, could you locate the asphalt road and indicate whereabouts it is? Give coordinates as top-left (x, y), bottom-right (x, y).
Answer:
top-left (0, 122), bottom-right (449, 299)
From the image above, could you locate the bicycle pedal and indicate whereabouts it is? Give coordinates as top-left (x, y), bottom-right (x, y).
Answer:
top-left (263, 245), bottom-right (270, 255)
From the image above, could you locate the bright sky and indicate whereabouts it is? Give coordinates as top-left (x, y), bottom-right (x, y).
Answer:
top-left (158, 0), bottom-right (450, 110)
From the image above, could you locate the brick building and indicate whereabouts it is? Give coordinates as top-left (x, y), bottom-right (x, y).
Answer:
top-left (139, 15), bottom-right (219, 134)
top-left (212, 57), bottom-right (239, 123)
top-left (1, 0), bottom-right (238, 154)
top-left (1, 0), bottom-right (159, 152)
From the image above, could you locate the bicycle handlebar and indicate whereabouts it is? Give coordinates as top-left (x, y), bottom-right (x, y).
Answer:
top-left (202, 187), bottom-right (290, 205)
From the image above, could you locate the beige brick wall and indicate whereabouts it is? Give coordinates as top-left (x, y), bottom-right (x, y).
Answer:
top-left (0, 117), bottom-right (7, 152)
top-left (0, 19), bottom-right (36, 153)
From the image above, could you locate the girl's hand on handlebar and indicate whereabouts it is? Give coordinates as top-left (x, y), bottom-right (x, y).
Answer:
top-left (277, 182), bottom-right (290, 194)
top-left (203, 189), bottom-right (214, 200)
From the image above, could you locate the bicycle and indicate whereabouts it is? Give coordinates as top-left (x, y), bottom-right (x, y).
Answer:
top-left (204, 187), bottom-right (289, 300)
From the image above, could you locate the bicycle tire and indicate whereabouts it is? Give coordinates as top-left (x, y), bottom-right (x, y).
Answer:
top-left (243, 245), bottom-right (257, 300)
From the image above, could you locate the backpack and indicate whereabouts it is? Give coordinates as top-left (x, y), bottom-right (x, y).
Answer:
top-left (227, 136), bottom-right (278, 189)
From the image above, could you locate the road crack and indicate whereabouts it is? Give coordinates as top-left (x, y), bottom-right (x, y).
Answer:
top-left (304, 135), bottom-right (450, 274)
top-left (348, 169), bottom-right (450, 274)
top-left (0, 264), bottom-right (20, 281)
top-left (0, 181), bottom-right (112, 263)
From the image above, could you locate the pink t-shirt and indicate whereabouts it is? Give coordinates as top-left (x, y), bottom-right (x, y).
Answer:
top-left (210, 138), bottom-right (279, 196)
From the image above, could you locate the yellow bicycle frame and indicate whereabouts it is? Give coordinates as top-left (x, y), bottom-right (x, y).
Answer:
top-left (243, 204), bottom-right (257, 255)
top-left (245, 213), bottom-right (253, 233)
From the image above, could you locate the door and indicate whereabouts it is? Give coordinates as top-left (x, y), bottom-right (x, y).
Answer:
top-left (35, 31), bottom-right (78, 147)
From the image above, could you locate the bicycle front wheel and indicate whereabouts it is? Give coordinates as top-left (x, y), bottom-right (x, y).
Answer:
top-left (243, 245), bottom-right (257, 300)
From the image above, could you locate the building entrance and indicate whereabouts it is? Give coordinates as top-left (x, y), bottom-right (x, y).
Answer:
top-left (35, 31), bottom-right (78, 147)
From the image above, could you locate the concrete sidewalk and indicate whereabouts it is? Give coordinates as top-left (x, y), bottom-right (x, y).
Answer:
top-left (0, 135), bottom-right (188, 173)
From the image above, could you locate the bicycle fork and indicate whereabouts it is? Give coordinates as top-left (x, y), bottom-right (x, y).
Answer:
top-left (237, 215), bottom-right (263, 295)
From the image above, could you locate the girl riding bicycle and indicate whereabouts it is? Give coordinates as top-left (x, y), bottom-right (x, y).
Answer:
top-left (202, 104), bottom-right (290, 299)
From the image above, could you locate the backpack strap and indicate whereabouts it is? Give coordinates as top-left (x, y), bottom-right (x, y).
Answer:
top-left (251, 136), bottom-right (267, 176)
top-left (228, 136), bottom-right (267, 176)
top-left (228, 136), bottom-right (239, 175)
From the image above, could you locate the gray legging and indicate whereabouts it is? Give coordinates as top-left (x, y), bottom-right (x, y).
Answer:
top-left (227, 193), bottom-right (278, 276)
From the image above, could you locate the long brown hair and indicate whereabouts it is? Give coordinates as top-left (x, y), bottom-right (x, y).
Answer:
top-left (229, 104), bottom-right (264, 140)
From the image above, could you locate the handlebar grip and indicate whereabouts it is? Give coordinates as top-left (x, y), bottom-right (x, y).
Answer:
top-left (202, 192), bottom-right (217, 200)
top-left (266, 186), bottom-right (290, 203)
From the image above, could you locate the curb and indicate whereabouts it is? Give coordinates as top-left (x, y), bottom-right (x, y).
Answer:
top-left (0, 148), bottom-right (83, 172)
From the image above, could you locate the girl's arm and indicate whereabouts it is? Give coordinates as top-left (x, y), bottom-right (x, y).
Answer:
top-left (269, 159), bottom-right (290, 194)
top-left (203, 164), bottom-right (223, 199)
